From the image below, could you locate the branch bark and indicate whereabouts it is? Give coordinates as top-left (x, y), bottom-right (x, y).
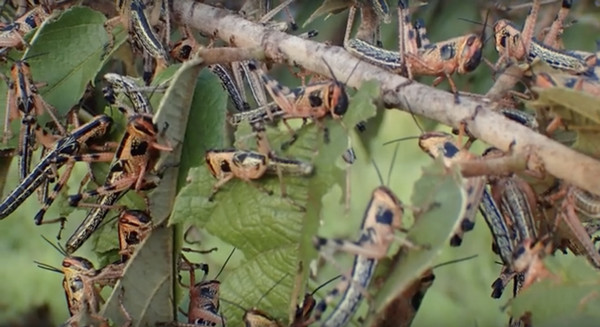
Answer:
top-left (172, 1), bottom-right (600, 197)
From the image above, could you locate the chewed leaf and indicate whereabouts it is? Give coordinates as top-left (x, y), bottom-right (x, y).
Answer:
top-left (99, 226), bottom-right (174, 327)
top-left (528, 59), bottom-right (600, 126)
top-left (526, 81), bottom-right (600, 157)
top-left (509, 255), bottom-right (600, 325)
top-left (100, 56), bottom-right (208, 327)
top-left (344, 79), bottom-right (381, 159)
top-left (303, 0), bottom-right (350, 27)
top-left (531, 86), bottom-right (600, 125)
top-left (88, 64), bottom-right (188, 259)
top-left (170, 75), bottom-right (382, 325)
top-left (367, 158), bottom-right (466, 320)
top-left (344, 79), bottom-right (380, 128)
top-left (0, 7), bottom-right (125, 150)
top-left (169, 165), bottom-right (217, 226)
top-left (24, 7), bottom-right (126, 117)
top-left (172, 123), bottom-right (317, 326)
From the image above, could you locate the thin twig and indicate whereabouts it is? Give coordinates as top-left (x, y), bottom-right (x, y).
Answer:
top-left (172, 1), bottom-right (600, 197)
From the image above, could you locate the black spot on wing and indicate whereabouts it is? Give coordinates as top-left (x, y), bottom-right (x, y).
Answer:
top-left (439, 44), bottom-right (456, 61)
top-left (220, 160), bottom-right (231, 173)
top-left (130, 140), bottom-right (149, 156)
top-left (442, 142), bottom-right (459, 157)
top-left (308, 91), bottom-right (323, 107)
top-left (376, 209), bottom-right (394, 225)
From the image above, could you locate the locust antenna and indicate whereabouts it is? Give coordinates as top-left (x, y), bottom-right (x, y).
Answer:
top-left (41, 234), bottom-right (67, 256)
top-left (214, 247), bottom-right (236, 280)
top-left (255, 273), bottom-right (289, 308)
top-left (387, 141), bottom-right (400, 187)
top-left (311, 275), bottom-right (342, 296)
top-left (432, 254), bottom-right (479, 269)
top-left (372, 158), bottom-right (385, 186)
top-left (382, 135), bottom-right (419, 146)
top-left (34, 261), bottom-right (62, 274)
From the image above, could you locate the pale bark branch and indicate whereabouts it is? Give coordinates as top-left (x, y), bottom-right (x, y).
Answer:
top-left (172, 1), bottom-right (600, 196)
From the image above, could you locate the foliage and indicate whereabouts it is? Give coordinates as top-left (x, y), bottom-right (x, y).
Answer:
top-left (1, 1), bottom-right (600, 327)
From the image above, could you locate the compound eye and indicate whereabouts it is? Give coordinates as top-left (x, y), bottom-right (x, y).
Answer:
top-left (332, 89), bottom-right (349, 117)
top-left (501, 36), bottom-right (507, 47)
top-left (219, 160), bottom-right (231, 173)
top-left (466, 35), bottom-right (476, 46)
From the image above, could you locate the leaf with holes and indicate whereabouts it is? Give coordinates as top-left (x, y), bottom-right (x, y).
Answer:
top-left (100, 57), bottom-right (210, 327)
top-left (365, 158), bottom-right (466, 323)
top-left (509, 255), bottom-right (600, 325)
top-left (170, 80), bottom-right (379, 325)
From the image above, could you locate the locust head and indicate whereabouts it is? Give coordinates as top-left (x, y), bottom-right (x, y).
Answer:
top-left (457, 34), bottom-right (483, 74)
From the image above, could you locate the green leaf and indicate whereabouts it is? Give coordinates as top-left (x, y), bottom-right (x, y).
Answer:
top-left (509, 255), bottom-right (600, 326)
top-left (366, 158), bottom-right (466, 321)
top-left (151, 58), bottom-right (211, 223)
top-left (177, 69), bottom-right (228, 187)
top-left (175, 123), bottom-right (317, 326)
top-left (344, 79), bottom-right (382, 159)
top-left (220, 246), bottom-right (297, 324)
top-left (572, 130), bottom-right (600, 158)
top-left (344, 79), bottom-right (380, 128)
top-left (24, 6), bottom-right (127, 116)
top-left (532, 86), bottom-right (600, 125)
top-left (99, 226), bottom-right (174, 326)
top-left (0, 6), bottom-right (126, 150)
top-left (170, 78), bottom-right (379, 325)
top-left (168, 165), bottom-right (217, 226)
top-left (100, 57), bottom-right (208, 326)
top-left (525, 84), bottom-right (600, 157)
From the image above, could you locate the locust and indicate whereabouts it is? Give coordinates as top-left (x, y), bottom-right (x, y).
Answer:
top-left (493, 0), bottom-right (596, 77)
top-left (170, 0), bottom-right (312, 113)
top-left (103, 73), bottom-right (159, 115)
top-left (0, 115), bottom-right (113, 224)
top-left (479, 187), bottom-right (521, 299)
top-left (117, 209), bottom-right (153, 262)
top-left (309, 186), bottom-right (412, 327)
top-left (544, 184), bottom-right (600, 268)
top-left (344, 0), bottom-right (486, 102)
top-left (215, 273), bottom-right (290, 327)
top-left (481, 147), bottom-right (545, 298)
top-left (417, 131), bottom-right (487, 246)
top-left (228, 59), bottom-right (350, 149)
top-left (231, 275), bottom-right (341, 327)
top-left (0, 2), bottom-right (50, 51)
top-left (35, 237), bottom-right (127, 326)
top-left (65, 110), bottom-right (172, 254)
top-left (369, 254), bottom-right (478, 327)
top-left (106, 0), bottom-right (169, 84)
top-left (204, 148), bottom-right (314, 208)
top-left (167, 248), bottom-right (234, 327)
top-left (2, 58), bottom-right (67, 181)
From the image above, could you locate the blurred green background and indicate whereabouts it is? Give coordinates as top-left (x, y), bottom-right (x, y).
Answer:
top-left (2, 0), bottom-right (600, 326)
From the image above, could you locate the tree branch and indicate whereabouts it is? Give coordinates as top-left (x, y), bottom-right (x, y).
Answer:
top-left (172, 1), bottom-right (600, 197)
